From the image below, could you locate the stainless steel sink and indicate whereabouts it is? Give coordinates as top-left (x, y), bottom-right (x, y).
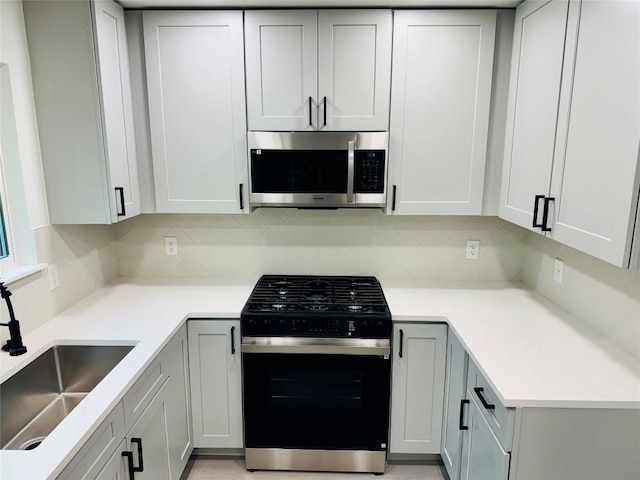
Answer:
top-left (0, 344), bottom-right (134, 450)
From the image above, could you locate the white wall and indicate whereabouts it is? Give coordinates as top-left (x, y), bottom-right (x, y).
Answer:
top-left (523, 232), bottom-right (640, 360)
top-left (0, 1), bottom-right (118, 341)
top-left (116, 211), bottom-right (527, 281)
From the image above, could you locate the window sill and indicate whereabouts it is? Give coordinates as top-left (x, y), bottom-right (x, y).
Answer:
top-left (1, 263), bottom-right (47, 286)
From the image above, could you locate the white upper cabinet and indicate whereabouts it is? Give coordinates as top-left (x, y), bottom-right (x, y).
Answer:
top-left (245, 10), bottom-right (392, 131)
top-left (317, 11), bottom-right (392, 131)
top-left (143, 11), bottom-right (248, 214)
top-left (387, 11), bottom-right (497, 215)
top-left (500, 0), bottom-right (640, 268)
top-left (245, 11), bottom-right (317, 131)
top-left (549, 0), bottom-right (640, 267)
top-left (23, 0), bottom-right (141, 224)
top-left (499, 0), bottom-right (569, 230)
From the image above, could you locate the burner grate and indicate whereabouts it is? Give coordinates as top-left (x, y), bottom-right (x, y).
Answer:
top-left (243, 275), bottom-right (389, 316)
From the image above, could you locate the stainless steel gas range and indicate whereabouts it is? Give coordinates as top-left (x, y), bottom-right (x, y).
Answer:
top-left (240, 275), bottom-right (392, 474)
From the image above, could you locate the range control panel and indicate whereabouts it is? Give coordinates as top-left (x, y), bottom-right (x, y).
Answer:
top-left (354, 151), bottom-right (385, 193)
top-left (242, 317), bottom-right (391, 339)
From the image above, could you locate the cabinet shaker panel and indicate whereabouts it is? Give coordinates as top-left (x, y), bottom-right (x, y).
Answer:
top-left (389, 11), bottom-right (496, 215)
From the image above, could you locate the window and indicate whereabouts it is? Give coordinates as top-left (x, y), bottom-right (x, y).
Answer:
top-left (0, 62), bottom-right (41, 282)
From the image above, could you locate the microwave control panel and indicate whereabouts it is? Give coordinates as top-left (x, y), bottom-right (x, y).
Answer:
top-left (354, 151), bottom-right (386, 193)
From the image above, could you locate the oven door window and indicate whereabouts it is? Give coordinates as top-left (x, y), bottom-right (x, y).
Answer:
top-left (243, 353), bottom-right (390, 451)
top-left (250, 150), bottom-right (347, 194)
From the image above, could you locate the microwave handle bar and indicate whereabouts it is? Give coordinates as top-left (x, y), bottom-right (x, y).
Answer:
top-left (347, 140), bottom-right (355, 203)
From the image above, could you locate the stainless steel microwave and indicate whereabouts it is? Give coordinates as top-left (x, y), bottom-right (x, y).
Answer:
top-left (248, 132), bottom-right (388, 209)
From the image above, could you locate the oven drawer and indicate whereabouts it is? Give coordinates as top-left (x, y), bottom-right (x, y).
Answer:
top-left (466, 360), bottom-right (515, 451)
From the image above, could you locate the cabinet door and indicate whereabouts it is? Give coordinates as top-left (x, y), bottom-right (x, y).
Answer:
top-left (58, 404), bottom-right (126, 480)
top-left (499, 0), bottom-right (569, 230)
top-left (549, 0), bottom-right (640, 268)
top-left (388, 11), bottom-right (496, 215)
top-left (460, 394), bottom-right (510, 480)
top-left (163, 325), bottom-right (193, 480)
top-left (95, 440), bottom-right (128, 480)
top-left (188, 320), bottom-right (243, 448)
top-left (245, 10), bottom-right (318, 131)
top-left (127, 381), bottom-right (171, 480)
top-left (317, 10), bottom-right (391, 131)
top-left (389, 323), bottom-right (447, 454)
top-left (93, 0), bottom-right (141, 222)
top-left (144, 11), bottom-right (248, 214)
top-left (441, 333), bottom-right (468, 480)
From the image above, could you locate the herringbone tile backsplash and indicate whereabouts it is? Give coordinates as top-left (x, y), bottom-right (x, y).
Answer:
top-left (116, 210), bottom-right (526, 281)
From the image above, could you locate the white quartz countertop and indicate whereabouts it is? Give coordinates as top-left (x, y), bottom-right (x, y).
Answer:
top-left (1, 278), bottom-right (638, 479)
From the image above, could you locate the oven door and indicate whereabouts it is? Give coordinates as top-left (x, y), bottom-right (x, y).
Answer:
top-left (242, 339), bottom-right (391, 452)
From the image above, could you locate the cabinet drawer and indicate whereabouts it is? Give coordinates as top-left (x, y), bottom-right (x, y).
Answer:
top-left (58, 403), bottom-right (126, 480)
top-left (122, 356), bottom-right (167, 431)
top-left (466, 361), bottom-right (515, 451)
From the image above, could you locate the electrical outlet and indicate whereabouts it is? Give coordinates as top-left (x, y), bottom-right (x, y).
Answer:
top-left (164, 236), bottom-right (178, 256)
top-left (466, 240), bottom-right (480, 260)
top-left (48, 263), bottom-right (60, 291)
top-left (554, 258), bottom-right (564, 283)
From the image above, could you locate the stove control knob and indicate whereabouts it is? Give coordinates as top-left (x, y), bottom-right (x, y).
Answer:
top-left (248, 319), bottom-right (257, 325)
top-left (361, 320), bottom-right (369, 328)
top-left (263, 319), bottom-right (272, 326)
top-left (278, 319), bottom-right (287, 325)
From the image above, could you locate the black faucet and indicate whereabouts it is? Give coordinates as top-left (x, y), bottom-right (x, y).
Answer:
top-left (0, 282), bottom-right (27, 356)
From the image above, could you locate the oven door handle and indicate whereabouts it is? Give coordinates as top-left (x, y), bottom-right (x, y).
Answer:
top-left (241, 338), bottom-right (390, 356)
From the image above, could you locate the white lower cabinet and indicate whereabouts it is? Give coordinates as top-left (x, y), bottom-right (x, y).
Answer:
top-left (441, 333), bottom-right (468, 479)
top-left (389, 323), bottom-right (447, 454)
top-left (94, 441), bottom-right (128, 480)
top-left (59, 326), bottom-right (192, 480)
top-left (126, 381), bottom-right (172, 479)
top-left (188, 320), bottom-right (243, 449)
top-left (442, 331), bottom-right (640, 480)
top-left (460, 394), bottom-right (510, 480)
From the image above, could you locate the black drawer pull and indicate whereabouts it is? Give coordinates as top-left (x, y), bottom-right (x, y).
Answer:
top-left (309, 96), bottom-right (313, 126)
top-left (131, 437), bottom-right (144, 472)
top-left (474, 387), bottom-right (495, 410)
top-left (323, 96), bottom-right (327, 126)
top-left (239, 184), bottom-right (244, 210)
top-left (532, 194), bottom-right (545, 228)
top-left (541, 196), bottom-right (555, 232)
top-left (115, 187), bottom-right (126, 217)
top-left (122, 451), bottom-right (135, 479)
top-left (231, 326), bottom-right (236, 355)
top-left (398, 329), bottom-right (404, 358)
top-left (459, 399), bottom-right (470, 430)
top-left (392, 185), bottom-right (397, 211)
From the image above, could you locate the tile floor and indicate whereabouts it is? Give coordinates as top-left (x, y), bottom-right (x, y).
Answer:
top-left (181, 458), bottom-right (446, 480)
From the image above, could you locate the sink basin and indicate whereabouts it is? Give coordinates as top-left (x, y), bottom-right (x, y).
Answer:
top-left (0, 344), bottom-right (134, 450)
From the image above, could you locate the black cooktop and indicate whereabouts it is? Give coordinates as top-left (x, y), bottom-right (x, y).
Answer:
top-left (242, 275), bottom-right (390, 318)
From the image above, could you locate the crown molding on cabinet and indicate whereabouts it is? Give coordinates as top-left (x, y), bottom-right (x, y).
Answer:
top-left (118, 0), bottom-right (523, 9)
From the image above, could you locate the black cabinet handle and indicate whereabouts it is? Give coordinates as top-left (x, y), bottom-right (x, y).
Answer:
top-left (459, 399), bottom-right (470, 430)
top-left (122, 451), bottom-right (135, 480)
top-left (474, 387), bottom-right (495, 410)
top-left (131, 437), bottom-right (144, 473)
top-left (231, 326), bottom-right (236, 355)
top-left (239, 184), bottom-right (244, 210)
top-left (541, 197), bottom-right (555, 232)
top-left (309, 96), bottom-right (313, 126)
top-left (532, 194), bottom-right (545, 228)
top-left (398, 329), bottom-right (404, 358)
top-left (392, 185), bottom-right (397, 211)
top-left (115, 187), bottom-right (126, 217)
top-left (323, 96), bottom-right (327, 126)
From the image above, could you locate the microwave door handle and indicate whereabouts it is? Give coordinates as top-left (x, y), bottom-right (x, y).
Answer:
top-left (347, 140), bottom-right (355, 203)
